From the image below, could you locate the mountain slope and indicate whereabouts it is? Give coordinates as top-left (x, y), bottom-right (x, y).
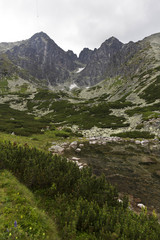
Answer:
top-left (0, 40), bottom-right (26, 53)
top-left (5, 32), bottom-right (78, 86)
top-left (76, 35), bottom-right (156, 86)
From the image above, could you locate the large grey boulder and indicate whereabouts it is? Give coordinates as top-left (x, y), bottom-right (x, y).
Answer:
top-left (49, 145), bottom-right (64, 154)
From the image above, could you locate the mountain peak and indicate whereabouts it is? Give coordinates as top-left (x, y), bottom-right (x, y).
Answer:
top-left (104, 36), bottom-right (123, 46)
top-left (98, 36), bottom-right (123, 53)
top-left (30, 32), bottom-right (51, 41)
top-left (5, 31), bottom-right (77, 86)
top-left (79, 48), bottom-right (93, 64)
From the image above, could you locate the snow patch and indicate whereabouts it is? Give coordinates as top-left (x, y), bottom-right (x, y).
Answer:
top-left (76, 67), bottom-right (85, 73)
top-left (69, 83), bottom-right (78, 90)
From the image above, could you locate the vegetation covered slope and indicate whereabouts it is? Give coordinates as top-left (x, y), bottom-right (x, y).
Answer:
top-left (0, 170), bottom-right (60, 240)
top-left (1, 141), bottom-right (160, 239)
top-left (0, 82), bottom-right (159, 139)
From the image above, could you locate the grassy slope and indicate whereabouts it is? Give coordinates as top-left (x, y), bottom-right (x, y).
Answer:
top-left (0, 129), bottom-right (84, 153)
top-left (0, 170), bottom-right (60, 240)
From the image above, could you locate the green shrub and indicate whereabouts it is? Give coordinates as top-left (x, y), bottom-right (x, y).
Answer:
top-left (62, 127), bottom-right (73, 133)
top-left (140, 75), bottom-right (160, 103)
top-left (54, 130), bottom-right (70, 138)
top-left (125, 103), bottom-right (160, 121)
top-left (111, 131), bottom-right (155, 139)
top-left (0, 103), bottom-right (49, 136)
top-left (136, 123), bottom-right (144, 129)
top-left (0, 141), bottom-right (160, 239)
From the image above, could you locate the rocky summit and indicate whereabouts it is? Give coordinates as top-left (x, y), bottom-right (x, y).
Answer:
top-left (4, 32), bottom-right (78, 86)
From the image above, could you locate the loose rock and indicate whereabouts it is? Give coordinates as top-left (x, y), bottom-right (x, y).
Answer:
top-left (70, 141), bottom-right (78, 149)
top-left (75, 148), bottom-right (81, 152)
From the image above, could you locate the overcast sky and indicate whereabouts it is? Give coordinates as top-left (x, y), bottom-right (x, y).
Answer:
top-left (0, 0), bottom-right (160, 55)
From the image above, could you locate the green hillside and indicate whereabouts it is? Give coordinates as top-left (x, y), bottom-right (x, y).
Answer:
top-left (0, 170), bottom-right (60, 240)
top-left (0, 141), bottom-right (160, 239)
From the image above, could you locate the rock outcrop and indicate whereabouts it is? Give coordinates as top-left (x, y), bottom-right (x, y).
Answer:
top-left (79, 48), bottom-right (93, 64)
top-left (0, 31), bottom-right (160, 89)
top-left (76, 37), bottom-right (147, 86)
top-left (66, 50), bottom-right (78, 62)
top-left (6, 32), bottom-right (77, 85)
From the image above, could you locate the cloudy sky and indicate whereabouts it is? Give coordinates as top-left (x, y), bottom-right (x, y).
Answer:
top-left (0, 0), bottom-right (160, 55)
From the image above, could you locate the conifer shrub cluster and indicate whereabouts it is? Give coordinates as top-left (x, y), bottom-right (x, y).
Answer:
top-left (111, 131), bottom-right (155, 139)
top-left (26, 90), bottom-right (130, 130)
top-left (125, 102), bottom-right (160, 121)
top-left (0, 141), bottom-right (160, 239)
top-left (0, 88), bottom-right (132, 137)
top-left (45, 100), bottom-right (129, 129)
top-left (140, 75), bottom-right (160, 103)
top-left (0, 103), bottom-right (49, 136)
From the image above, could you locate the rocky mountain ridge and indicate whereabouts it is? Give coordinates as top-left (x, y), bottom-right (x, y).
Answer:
top-left (0, 40), bottom-right (26, 53)
top-left (76, 37), bottom-right (153, 86)
top-left (5, 32), bottom-right (79, 86)
top-left (0, 31), bottom-right (158, 88)
top-left (79, 47), bottom-right (93, 64)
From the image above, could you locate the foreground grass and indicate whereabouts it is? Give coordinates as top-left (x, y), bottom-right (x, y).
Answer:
top-left (0, 170), bottom-right (60, 240)
top-left (0, 132), bottom-right (52, 151)
top-left (0, 131), bottom-right (82, 152)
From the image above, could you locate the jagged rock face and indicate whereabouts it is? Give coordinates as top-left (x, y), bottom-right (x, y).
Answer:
top-left (0, 40), bottom-right (26, 53)
top-left (0, 31), bottom-right (159, 87)
top-left (79, 48), bottom-right (93, 64)
top-left (76, 37), bottom-right (146, 86)
top-left (66, 50), bottom-right (77, 62)
top-left (6, 32), bottom-right (77, 85)
top-left (0, 54), bottom-right (18, 78)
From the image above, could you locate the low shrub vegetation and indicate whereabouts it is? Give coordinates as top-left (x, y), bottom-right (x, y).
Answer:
top-left (125, 103), bottom-right (160, 121)
top-left (111, 131), bottom-right (155, 139)
top-left (0, 103), bottom-right (49, 136)
top-left (0, 141), bottom-right (160, 239)
top-left (140, 75), bottom-right (160, 103)
top-left (0, 88), bottom-right (133, 136)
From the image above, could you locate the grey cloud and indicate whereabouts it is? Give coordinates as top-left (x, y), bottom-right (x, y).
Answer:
top-left (0, 0), bottom-right (160, 54)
